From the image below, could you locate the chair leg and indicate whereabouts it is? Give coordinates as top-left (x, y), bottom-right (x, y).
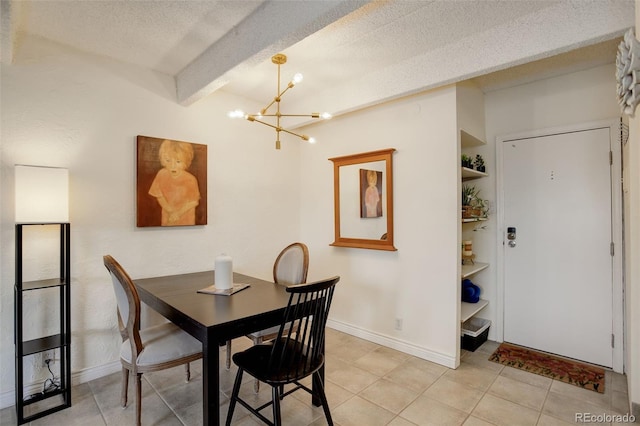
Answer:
top-left (184, 362), bottom-right (191, 382)
top-left (252, 336), bottom-right (263, 393)
top-left (225, 340), bottom-right (232, 370)
top-left (121, 366), bottom-right (129, 407)
top-left (312, 371), bottom-right (333, 426)
top-left (225, 368), bottom-right (244, 426)
top-left (272, 385), bottom-right (282, 426)
top-left (135, 373), bottom-right (142, 426)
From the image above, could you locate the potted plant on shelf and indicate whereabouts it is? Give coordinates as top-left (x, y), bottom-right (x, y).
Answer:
top-left (462, 185), bottom-right (489, 219)
top-left (471, 197), bottom-right (489, 218)
top-left (461, 154), bottom-right (473, 169)
top-left (474, 154), bottom-right (486, 172)
top-left (462, 185), bottom-right (477, 218)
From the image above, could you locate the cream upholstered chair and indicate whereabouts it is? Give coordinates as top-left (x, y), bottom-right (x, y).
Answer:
top-left (225, 242), bottom-right (309, 391)
top-left (103, 255), bottom-right (202, 426)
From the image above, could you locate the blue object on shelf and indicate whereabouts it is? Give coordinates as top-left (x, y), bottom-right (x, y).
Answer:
top-left (462, 279), bottom-right (481, 303)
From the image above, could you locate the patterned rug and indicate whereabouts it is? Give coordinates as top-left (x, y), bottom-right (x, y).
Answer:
top-left (488, 342), bottom-right (605, 393)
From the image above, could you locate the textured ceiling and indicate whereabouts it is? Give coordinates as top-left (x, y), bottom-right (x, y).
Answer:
top-left (2, 0), bottom-right (633, 122)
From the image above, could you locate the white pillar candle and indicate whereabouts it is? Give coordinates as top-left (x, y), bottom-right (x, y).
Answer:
top-left (215, 254), bottom-right (233, 289)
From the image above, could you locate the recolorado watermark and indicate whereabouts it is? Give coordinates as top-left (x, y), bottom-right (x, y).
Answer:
top-left (575, 412), bottom-right (636, 423)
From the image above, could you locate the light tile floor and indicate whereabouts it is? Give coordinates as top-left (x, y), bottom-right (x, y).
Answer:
top-left (1, 329), bottom-right (636, 425)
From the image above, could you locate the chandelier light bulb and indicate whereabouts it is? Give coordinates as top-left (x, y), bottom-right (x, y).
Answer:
top-left (320, 112), bottom-right (332, 119)
top-left (308, 137), bottom-right (317, 144)
top-left (292, 73), bottom-right (303, 84)
top-left (228, 109), bottom-right (245, 119)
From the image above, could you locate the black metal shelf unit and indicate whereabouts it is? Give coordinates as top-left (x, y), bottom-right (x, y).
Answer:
top-left (14, 223), bottom-right (71, 424)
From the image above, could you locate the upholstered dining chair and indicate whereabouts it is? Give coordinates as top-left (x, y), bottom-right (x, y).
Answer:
top-left (226, 276), bottom-right (340, 426)
top-left (103, 255), bottom-right (202, 426)
top-left (225, 242), bottom-right (309, 392)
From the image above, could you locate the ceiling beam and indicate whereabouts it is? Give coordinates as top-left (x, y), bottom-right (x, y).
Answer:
top-left (176, 0), bottom-right (369, 106)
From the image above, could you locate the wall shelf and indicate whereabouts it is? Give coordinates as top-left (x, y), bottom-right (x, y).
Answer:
top-left (461, 130), bottom-right (485, 148)
top-left (461, 299), bottom-right (489, 323)
top-left (461, 262), bottom-right (489, 279)
top-left (462, 217), bottom-right (488, 223)
top-left (459, 128), bottom-right (490, 335)
top-left (462, 167), bottom-right (488, 181)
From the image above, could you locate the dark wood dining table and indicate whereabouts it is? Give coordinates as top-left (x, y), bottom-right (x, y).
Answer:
top-left (133, 270), bottom-right (318, 426)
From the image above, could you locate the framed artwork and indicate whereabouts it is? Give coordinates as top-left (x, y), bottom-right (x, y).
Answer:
top-left (329, 148), bottom-right (396, 251)
top-left (136, 135), bottom-right (207, 227)
top-left (360, 168), bottom-right (383, 218)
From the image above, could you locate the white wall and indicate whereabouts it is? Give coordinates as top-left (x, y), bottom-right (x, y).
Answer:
top-left (0, 35), bottom-right (302, 404)
top-left (299, 88), bottom-right (461, 367)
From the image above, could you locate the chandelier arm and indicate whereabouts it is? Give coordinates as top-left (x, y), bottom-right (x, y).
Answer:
top-left (278, 127), bottom-right (308, 140)
top-left (248, 116), bottom-right (280, 131)
top-left (248, 117), bottom-right (309, 141)
top-left (256, 113), bottom-right (319, 118)
top-left (260, 84), bottom-right (295, 115)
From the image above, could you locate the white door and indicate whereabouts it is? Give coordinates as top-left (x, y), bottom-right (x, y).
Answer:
top-left (503, 127), bottom-right (613, 367)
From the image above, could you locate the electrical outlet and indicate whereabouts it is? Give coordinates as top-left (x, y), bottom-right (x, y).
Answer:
top-left (394, 318), bottom-right (403, 331)
top-left (42, 352), bottom-right (54, 367)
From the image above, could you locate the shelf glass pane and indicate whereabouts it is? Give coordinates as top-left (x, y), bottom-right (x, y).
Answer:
top-left (20, 279), bottom-right (66, 291)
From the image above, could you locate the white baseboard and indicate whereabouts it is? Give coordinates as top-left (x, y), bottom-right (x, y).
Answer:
top-left (0, 361), bottom-right (121, 410)
top-left (327, 319), bottom-right (457, 369)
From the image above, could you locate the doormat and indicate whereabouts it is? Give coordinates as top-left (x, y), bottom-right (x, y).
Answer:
top-left (488, 342), bottom-right (605, 393)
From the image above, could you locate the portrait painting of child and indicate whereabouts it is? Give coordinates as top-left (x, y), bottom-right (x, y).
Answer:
top-left (136, 135), bottom-right (207, 227)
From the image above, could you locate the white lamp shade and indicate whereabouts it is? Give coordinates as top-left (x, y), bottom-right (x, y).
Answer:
top-left (15, 165), bottom-right (69, 223)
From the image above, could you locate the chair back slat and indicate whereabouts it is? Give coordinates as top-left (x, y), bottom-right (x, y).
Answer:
top-left (268, 276), bottom-right (339, 382)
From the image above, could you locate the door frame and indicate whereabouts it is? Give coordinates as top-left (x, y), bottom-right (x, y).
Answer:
top-left (495, 118), bottom-right (624, 372)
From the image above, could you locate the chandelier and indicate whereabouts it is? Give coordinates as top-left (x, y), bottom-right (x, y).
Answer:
top-left (228, 53), bottom-right (332, 149)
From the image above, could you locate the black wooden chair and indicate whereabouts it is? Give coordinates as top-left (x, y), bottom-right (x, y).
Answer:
top-left (225, 276), bottom-right (340, 426)
top-left (225, 242), bottom-right (310, 392)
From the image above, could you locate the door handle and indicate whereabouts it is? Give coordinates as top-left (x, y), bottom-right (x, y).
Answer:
top-left (507, 227), bottom-right (516, 248)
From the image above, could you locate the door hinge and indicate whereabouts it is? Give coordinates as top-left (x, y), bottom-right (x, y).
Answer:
top-left (609, 151), bottom-right (613, 165)
top-left (612, 334), bottom-right (615, 348)
top-left (610, 242), bottom-right (615, 256)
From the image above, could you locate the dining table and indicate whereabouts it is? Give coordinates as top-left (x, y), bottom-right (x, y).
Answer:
top-left (133, 270), bottom-right (323, 426)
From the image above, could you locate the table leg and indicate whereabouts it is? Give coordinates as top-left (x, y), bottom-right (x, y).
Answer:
top-left (202, 337), bottom-right (220, 425)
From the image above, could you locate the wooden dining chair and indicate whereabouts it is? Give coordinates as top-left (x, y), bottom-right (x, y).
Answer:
top-left (225, 242), bottom-right (309, 393)
top-left (103, 255), bottom-right (202, 426)
top-left (226, 276), bottom-right (340, 426)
